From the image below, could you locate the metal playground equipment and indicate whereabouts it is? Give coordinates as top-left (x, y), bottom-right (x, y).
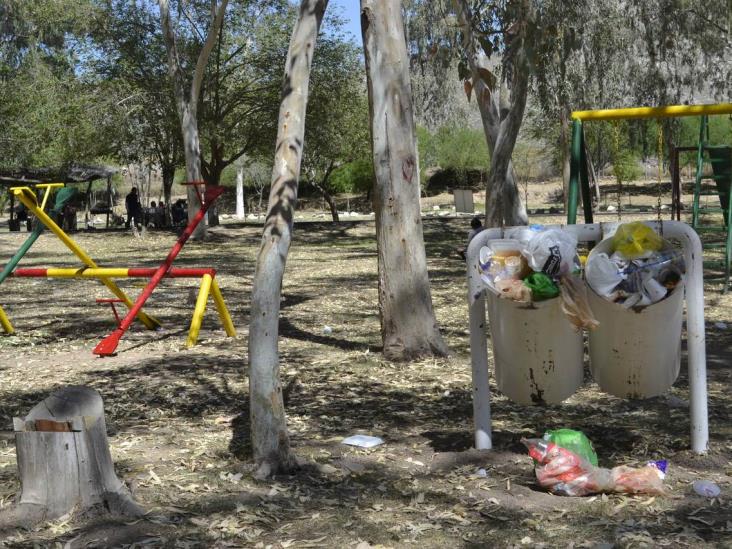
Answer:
top-left (1, 182), bottom-right (235, 354)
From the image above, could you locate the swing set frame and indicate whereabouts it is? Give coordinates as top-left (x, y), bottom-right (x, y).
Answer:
top-left (567, 102), bottom-right (732, 224)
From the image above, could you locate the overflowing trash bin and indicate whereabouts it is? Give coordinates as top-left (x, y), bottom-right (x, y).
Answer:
top-left (585, 223), bottom-right (685, 398)
top-left (479, 227), bottom-right (587, 405)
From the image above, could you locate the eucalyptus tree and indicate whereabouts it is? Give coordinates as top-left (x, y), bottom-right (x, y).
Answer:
top-left (361, 0), bottom-right (449, 360)
top-left (248, 0), bottom-right (329, 478)
top-left (159, 0), bottom-right (229, 238)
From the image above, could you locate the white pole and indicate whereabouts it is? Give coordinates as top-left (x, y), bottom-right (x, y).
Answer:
top-left (236, 166), bottom-right (245, 220)
top-left (466, 228), bottom-right (502, 449)
top-left (466, 221), bottom-right (708, 454)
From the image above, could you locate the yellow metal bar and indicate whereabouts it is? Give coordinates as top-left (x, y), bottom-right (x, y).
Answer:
top-left (186, 273), bottom-right (213, 348)
top-left (35, 183), bottom-right (64, 211)
top-left (0, 304), bottom-right (14, 334)
top-left (210, 279), bottom-right (236, 337)
top-left (13, 189), bottom-right (161, 330)
top-left (571, 103), bottom-right (732, 121)
top-left (44, 268), bottom-right (131, 278)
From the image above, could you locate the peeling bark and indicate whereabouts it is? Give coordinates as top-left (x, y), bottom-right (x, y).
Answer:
top-left (361, 0), bottom-right (449, 361)
top-left (248, 0), bottom-right (329, 477)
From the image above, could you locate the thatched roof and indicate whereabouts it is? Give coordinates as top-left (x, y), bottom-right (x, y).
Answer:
top-left (0, 164), bottom-right (117, 185)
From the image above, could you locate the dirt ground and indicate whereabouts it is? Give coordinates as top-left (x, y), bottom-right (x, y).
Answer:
top-left (0, 202), bottom-right (730, 547)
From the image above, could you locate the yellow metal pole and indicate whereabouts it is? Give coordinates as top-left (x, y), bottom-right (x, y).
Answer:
top-left (572, 102), bottom-right (732, 121)
top-left (210, 279), bottom-right (236, 337)
top-left (187, 273), bottom-right (213, 348)
top-left (44, 268), bottom-right (131, 278)
top-left (35, 183), bottom-right (64, 211)
top-left (12, 188), bottom-right (161, 330)
top-left (0, 305), bottom-right (14, 334)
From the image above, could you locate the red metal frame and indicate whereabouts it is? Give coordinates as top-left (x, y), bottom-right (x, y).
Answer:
top-left (94, 184), bottom-right (224, 356)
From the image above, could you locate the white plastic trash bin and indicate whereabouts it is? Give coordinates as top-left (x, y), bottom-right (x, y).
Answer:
top-left (587, 241), bottom-right (683, 399)
top-left (487, 292), bottom-right (584, 405)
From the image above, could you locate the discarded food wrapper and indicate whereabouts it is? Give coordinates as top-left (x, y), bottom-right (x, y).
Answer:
top-left (692, 479), bottom-right (721, 498)
top-left (522, 438), bottom-right (666, 496)
top-left (341, 435), bottom-right (384, 448)
top-left (543, 428), bottom-right (598, 466)
top-left (714, 322), bottom-right (728, 330)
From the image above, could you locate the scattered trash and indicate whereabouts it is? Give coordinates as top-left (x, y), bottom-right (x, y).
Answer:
top-left (341, 435), bottom-right (384, 448)
top-left (543, 429), bottom-right (598, 466)
top-left (586, 223), bottom-right (685, 308)
top-left (522, 438), bottom-right (666, 496)
top-left (714, 322), bottom-right (728, 330)
top-left (475, 468), bottom-right (488, 478)
top-left (692, 479), bottom-right (721, 498)
top-left (323, 325), bottom-right (333, 335)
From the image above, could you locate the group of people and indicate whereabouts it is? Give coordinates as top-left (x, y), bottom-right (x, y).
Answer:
top-left (125, 187), bottom-right (188, 230)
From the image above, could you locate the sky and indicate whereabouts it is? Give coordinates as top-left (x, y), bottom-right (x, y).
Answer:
top-left (329, 0), bottom-right (362, 44)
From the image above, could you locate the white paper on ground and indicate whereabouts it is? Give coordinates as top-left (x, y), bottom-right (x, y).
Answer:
top-left (341, 435), bottom-right (384, 448)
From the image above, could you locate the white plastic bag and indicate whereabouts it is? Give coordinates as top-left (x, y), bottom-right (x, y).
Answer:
top-left (524, 229), bottom-right (578, 277)
top-left (586, 252), bottom-right (626, 297)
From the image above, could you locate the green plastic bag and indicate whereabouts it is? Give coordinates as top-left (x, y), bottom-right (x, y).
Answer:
top-left (543, 428), bottom-right (598, 466)
top-left (611, 222), bottom-right (663, 259)
top-left (523, 272), bottom-right (560, 300)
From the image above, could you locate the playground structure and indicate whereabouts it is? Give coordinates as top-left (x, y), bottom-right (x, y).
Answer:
top-left (0, 182), bottom-right (235, 353)
top-left (567, 102), bottom-right (732, 291)
top-left (466, 221), bottom-right (708, 454)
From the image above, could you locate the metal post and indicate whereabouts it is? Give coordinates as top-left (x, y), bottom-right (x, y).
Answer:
top-left (579, 129), bottom-right (593, 224)
top-left (567, 120), bottom-right (583, 224)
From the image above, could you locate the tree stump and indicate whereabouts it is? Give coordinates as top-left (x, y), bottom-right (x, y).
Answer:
top-left (0, 386), bottom-right (144, 529)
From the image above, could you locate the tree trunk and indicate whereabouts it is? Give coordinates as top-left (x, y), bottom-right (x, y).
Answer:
top-left (162, 162), bottom-right (175, 226)
top-left (361, 0), bottom-right (449, 361)
top-left (0, 386), bottom-right (143, 530)
top-left (248, 0), bottom-right (329, 479)
top-left (453, 0), bottom-right (528, 227)
top-left (206, 166), bottom-right (222, 227)
top-left (159, 0), bottom-right (228, 240)
top-left (311, 180), bottom-right (339, 222)
top-left (236, 165), bottom-right (245, 219)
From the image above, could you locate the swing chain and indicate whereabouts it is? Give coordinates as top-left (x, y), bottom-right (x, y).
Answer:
top-left (657, 123), bottom-right (664, 235)
top-left (611, 121), bottom-right (622, 221)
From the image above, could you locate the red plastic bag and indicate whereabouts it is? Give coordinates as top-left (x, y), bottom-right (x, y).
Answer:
top-left (523, 439), bottom-right (666, 496)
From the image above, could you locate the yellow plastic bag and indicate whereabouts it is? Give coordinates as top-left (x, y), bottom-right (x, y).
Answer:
top-left (611, 222), bottom-right (663, 259)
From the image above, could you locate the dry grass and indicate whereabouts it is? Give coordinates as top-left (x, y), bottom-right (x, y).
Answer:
top-left (0, 207), bottom-right (729, 548)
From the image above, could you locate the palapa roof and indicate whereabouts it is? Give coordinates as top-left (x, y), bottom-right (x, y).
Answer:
top-left (0, 164), bottom-right (116, 186)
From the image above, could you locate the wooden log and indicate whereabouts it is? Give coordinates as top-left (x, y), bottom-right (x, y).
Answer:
top-left (0, 386), bottom-right (144, 529)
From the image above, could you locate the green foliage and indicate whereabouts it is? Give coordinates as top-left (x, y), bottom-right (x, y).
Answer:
top-left (612, 150), bottom-right (642, 183)
top-left (417, 125), bottom-right (490, 186)
top-left (329, 159), bottom-right (374, 194)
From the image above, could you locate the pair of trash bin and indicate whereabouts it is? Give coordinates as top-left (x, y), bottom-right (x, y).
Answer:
top-left (487, 238), bottom-right (683, 405)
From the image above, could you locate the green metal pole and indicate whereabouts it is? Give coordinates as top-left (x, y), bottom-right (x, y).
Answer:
top-left (579, 127), bottom-right (593, 224)
top-left (0, 223), bottom-right (45, 285)
top-left (567, 119), bottom-right (583, 224)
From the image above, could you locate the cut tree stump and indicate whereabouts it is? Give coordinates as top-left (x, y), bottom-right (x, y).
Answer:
top-left (0, 386), bottom-right (144, 529)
